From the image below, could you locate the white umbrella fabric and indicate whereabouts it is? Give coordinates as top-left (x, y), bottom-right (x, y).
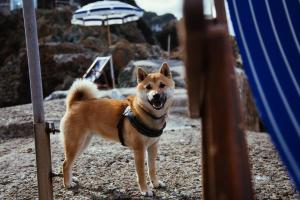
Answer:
top-left (71, 0), bottom-right (144, 45)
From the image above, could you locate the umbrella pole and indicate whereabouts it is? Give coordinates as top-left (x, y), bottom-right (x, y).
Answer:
top-left (167, 34), bottom-right (171, 60)
top-left (107, 24), bottom-right (111, 46)
top-left (109, 56), bottom-right (116, 88)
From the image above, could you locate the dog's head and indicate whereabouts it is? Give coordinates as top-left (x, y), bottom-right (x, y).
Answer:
top-left (136, 62), bottom-right (175, 113)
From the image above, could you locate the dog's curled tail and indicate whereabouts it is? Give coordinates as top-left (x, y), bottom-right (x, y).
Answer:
top-left (66, 79), bottom-right (98, 109)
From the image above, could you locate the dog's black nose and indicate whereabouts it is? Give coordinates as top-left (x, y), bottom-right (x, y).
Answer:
top-left (153, 93), bottom-right (160, 100)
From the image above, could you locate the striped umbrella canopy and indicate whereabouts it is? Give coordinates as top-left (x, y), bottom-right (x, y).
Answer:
top-left (227, 0), bottom-right (300, 192)
top-left (71, 0), bottom-right (144, 26)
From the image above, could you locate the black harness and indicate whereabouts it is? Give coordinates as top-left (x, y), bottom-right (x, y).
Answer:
top-left (117, 106), bottom-right (166, 146)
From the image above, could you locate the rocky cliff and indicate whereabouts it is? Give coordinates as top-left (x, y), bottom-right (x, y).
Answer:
top-left (0, 8), bottom-right (175, 107)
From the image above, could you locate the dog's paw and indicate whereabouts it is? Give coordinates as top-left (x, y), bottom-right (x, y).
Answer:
top-left (64, 176), bottom-right (79, 188)
top-left (65, 181), bottom-right (78, 189)
top-left (151, 180), bottom-right (166, 189)
top-left (141, 190), bottom-right (154, 197)
top-left (72, 176), bottom-right (79, 183)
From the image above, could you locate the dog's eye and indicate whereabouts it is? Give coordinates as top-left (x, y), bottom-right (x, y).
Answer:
top-left (146, 85), bottom-right (152, 90)
top-left (159, 83), bottom-right (166, 88)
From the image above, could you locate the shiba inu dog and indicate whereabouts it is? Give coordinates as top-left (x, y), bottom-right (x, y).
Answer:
top-left (60, 63), bottom-right (175, 196)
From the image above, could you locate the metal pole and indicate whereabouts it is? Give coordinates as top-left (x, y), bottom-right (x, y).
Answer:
top-left (167, 34), bottom-right (171, 60)
top-left (22, 0), bottom-right (53, 199)
top-left (106, 16), bottom-right (111, 46)
top-left (107, 25), bottom-right (111, 46)
top-left (110, 56), bottom-right (116, 88)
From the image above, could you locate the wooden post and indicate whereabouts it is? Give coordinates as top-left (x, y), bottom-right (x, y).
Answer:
top-left (183, 0), bottom-right (206, 118)
top-left (22, 0), bottom-right (53, 199)
top-left (214, 0), bottom-right (228, 25)
top-left (202, 25), bottom-right (254, 200)
top-left (182, 0), bottom-right (254, 199)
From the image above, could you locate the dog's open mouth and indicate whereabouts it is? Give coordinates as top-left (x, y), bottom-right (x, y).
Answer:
top-left (148, 97), bottom-right (166, 110)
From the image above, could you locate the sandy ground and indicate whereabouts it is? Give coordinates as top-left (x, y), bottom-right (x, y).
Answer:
top-left (0, 111), bottom-right (299, 199)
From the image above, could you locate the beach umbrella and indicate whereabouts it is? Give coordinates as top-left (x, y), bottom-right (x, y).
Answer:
top-left (71, 0), bottom-right (143, 94)
top-left (227, 0), bottom-right (300, 192)
top-left (71, 0), bottom-right (144, 45)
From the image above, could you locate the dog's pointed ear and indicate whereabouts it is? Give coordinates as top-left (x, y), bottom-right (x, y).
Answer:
top-left (160, 62), bottom-right (172, 78)
top-left (137, 67), bottom-right (148, 83)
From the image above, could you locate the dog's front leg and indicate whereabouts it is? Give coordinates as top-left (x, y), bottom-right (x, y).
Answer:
top-left (134, 149), bottom-right (153, 196)
top-left (147, 142), bottom-right (166, 188)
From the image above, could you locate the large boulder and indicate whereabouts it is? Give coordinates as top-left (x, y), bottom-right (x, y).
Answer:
top-left (0, 42), bottom-right (98, 107)
top-left (155, 20), bottom-right (179, 51)
top-left (132, 43), bottom-right (166, 60)
top-left (235, 68), bottom-right (260, 131)
top-left (111, 22), bottom-right (146, 43)
top-left (30, 43), bottom-right (97, 96)
top-left (97, 42), bottom-right (166, 87)
top-left (0, 61), bottom-right (23, 107)
top-left (118, 59), bottom-right (184, 88)
top-left (142, 12), bottom-right (176, 32)
top-left (111, 40), bottom-right (134, 72)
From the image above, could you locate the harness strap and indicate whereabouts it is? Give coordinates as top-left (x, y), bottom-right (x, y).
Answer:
top-left (117, 113), bottom-right (126, 146)
top-left (117, 106), bottom-right (166, 146)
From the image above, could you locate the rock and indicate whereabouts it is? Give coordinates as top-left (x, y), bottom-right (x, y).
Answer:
top-left (143, 12), bottom-right (176, 33)
top-left (0, 121), bottom-right (33, 139)
top-left (235, 68), bottom-right (261, 131)
top-left (155, 19), bottom-right (179, 52)
top-left (0, 63), bottom-right (23, 107)
top-left (132, 43), bottom-right (166, 60)
top-left (0, 41), bottom-right (100, 108)
top-left (81, 36), bottom-right (107, 52)
top-left (0, 9), bottom-right (169, 108)
top-left (26, 43), bottom-right (96, 96)
top-left (117, 59), bottom-right (185, 88)
top-left (111, 40), bottom-right (134, 72)
top-left (112, 22), bottom-right (146, 43)
top-left (44, 91), bottom-right (68, 101)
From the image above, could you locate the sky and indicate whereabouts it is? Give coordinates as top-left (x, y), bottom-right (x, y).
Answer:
top-left (135, 0), bottom-right (184, 19)
top-left (135, 0), bottom-right (234, 35)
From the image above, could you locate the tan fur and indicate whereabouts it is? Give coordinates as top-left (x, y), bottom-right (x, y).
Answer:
top-left (61, 63), bottom-right (175, 196)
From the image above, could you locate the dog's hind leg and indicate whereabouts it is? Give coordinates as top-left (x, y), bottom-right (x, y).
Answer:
top-left (62, 128), bottom-right (90, 188)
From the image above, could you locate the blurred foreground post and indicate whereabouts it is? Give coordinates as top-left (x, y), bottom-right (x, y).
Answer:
top-left (183, 0), bottom-right (254, 199)
top-left (22, 0), bottom-right (53, 199)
